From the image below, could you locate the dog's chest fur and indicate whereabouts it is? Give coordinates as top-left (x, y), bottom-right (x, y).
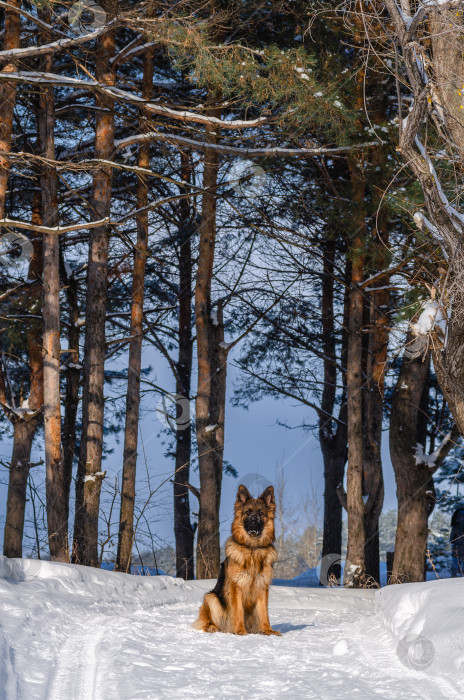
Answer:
top-left (225, 537), bottom-right (277, 590)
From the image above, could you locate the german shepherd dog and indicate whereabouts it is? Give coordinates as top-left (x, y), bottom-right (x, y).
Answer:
top-left (193, 484), bottom-right (281, 636)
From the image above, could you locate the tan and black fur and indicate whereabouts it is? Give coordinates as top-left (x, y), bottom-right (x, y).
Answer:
top-left (193, 484), bottom-right (281, 636)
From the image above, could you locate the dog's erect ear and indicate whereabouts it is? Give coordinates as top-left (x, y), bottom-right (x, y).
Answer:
top-left (237, 484), bottom-right (252, 504)
top-left (259, 485), bottom-right (275, 507)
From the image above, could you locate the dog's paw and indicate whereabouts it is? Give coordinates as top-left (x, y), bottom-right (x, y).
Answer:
top-left (234, 628), bottom-right (247, 635)
top-left (206, 624), bottom-right (219, 633)
top-left (260, 628), bottom-right (282, 636)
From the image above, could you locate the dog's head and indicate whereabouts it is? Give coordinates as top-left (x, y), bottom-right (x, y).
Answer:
top-left (231, 484), bottom-right (276, 547)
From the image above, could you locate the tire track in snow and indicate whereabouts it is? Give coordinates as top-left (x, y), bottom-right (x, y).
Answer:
top-left (47, 615), bottom-right (106, 700)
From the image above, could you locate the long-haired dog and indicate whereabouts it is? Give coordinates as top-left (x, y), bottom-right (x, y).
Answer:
top-left (193, 484), bottom-right (281, 636)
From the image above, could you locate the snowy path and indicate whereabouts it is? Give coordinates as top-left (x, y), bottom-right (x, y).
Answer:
top-left (0, 557), bottom-right (462, 699)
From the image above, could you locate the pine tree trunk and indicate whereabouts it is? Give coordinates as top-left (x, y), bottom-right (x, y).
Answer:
top-left (196, 301), bottom-right (227, 579)
top-left (363, 217), bottom-right (389, 583)
top-left (345, 156), bottom-right (367, 587)
top-left (320, 239), bottom-right (347, 579)
top-left (390, 336), bottom-right (430, 583)
top-left (73, 30), bottom-right (115, 566)
top-left (2, 385), bottom-right (42, 562)
top-left (39, 42), bottom-right (67, 562)
top-left (116, 48), bottom-right (154, 573)
top-left (61, 263), bottom-right (80, 522)
top-left (195, 104), bottom-right (226, 579)
top-left (174, 152), bottom-right (194, 580)
top-left (0, 0), bottom-right (20, 220)
top-left (3, 417), bottom-right (41, 557)
top-left (3, 200), bottom-right (43, 557)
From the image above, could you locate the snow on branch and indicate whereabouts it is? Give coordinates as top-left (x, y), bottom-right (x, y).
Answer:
top-left (411, 300), bottom-right (447, 336)
top-left (0, 217), bottom-right (115, 235)
top-left (0, 72), bottom-right (268, 130)
top-left (414, 426), bottom-right (460, 470)
top-left (114, 132), bottom-right (382, 158)
top-left (0, 21), bottom-right (120, 62)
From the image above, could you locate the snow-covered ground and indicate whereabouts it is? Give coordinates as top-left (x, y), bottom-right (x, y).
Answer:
top-left (0, 555), bottom-right (462, 699)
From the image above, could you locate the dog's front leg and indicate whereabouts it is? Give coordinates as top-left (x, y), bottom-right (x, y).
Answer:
top-left (256, 588), bottom-right (281, 636)
top-left (230, 585), bottom-right (247, 635)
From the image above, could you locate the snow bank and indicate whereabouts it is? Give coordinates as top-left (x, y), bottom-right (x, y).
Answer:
top-left (375, 578), bottom-right (464, 687)
top-left (0, 554), bottom-right (197, 611)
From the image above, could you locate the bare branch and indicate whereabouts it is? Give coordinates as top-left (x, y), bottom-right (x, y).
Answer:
top-left (0, 71), bottom-right (269, 130)
top-left (0, 22), bottom-right (119, 62)
top-left (0, 216), bottom-right (115, 235)
top-left (114, 131), bottom-right (383, 158)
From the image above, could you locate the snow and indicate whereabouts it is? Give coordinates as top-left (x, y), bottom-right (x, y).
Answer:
top-left (415, 443), bottom-right (438, 467)
top-left (376, 578), bottom-right (464, 690)
top-left (415, 430), bottom-right (454, 468)
top-left (332, 639), bottom-right (350, 656)
top-left (9, 398), bottom-right (36, 416)
top-left (83, 471), bottom-right (105, 483)
top-left (412, 300), bottom-right (447, 336)
top-left (1, 556), bottom-right (463, 698)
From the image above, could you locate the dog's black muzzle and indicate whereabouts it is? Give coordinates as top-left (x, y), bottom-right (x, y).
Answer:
top-left (244, 515), bottom-right (263, 537)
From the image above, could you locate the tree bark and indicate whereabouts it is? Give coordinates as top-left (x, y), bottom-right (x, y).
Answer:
top-left (0, 0), bottom-right (20, 220)
top-left (195, 101), bottom-right (226, 579)
top-left (60, 254), bottom-right (80, 524)
top-left (174, 151), bottom-right (195, 580)
top-left (3, 417), bottom-right (41, 557)
top-left (429, 11), bottom-right (464, 158)
top-left (320, 238), bottom-right (348, 581)
top-left (73, 30), bottom-right (115, 566)
top-left (345, 151), bottom-right (367, 587)
top-left (39, 38), bottom-right (67, 562)
top-left (383, 0), bottom-right (464, 439)
top-left (196, 300), bottom-right (227, 579)
top-left (2, 195), bottom-right (43, 557)
top-left (363, 207), bottom-right (389, 583)
top-left (116, 47), bottom-right (154, 573)
top-left (390, 335), bottom-right (430, 583)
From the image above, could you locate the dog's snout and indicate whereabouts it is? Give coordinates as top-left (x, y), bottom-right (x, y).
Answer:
top-left (244, 513), bottom-right (263, 536)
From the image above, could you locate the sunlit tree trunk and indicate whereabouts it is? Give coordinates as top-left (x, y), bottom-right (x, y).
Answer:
top-left (345, 147), bottom-right (367, 587)
top-left (73, 30), bottom-right (115, 566)
top-left (116, 47), bottom-right (154, 573)
top-left (363, 205), bottom-right (389, 583)
top-left (195, 99), bottom-right (227, 579)
top-left (0, 0), bottom-right (20, 221)
top-left (39, 35), bottom-right (67, 561)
